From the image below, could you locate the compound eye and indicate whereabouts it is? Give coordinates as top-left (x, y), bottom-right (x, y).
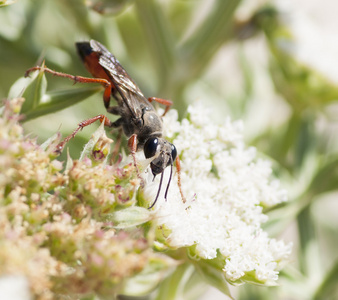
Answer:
top-left (144, 137), bottom-right (159, 159)
top-left (171, 144), bottom-right (177, 162)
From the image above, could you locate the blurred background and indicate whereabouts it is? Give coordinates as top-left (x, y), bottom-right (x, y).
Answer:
top-left (1, 0), bottom-right (338, 299)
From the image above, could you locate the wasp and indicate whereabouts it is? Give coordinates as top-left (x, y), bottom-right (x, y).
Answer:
top-left (25, 40), bottom-right (185, 208)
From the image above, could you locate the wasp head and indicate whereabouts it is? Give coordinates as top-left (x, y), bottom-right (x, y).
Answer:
top-left (143, 137), bottom-right (177, 209)
top-left (144, 137), bottom-right (177, 176)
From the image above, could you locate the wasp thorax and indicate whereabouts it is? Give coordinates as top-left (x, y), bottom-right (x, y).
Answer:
top-left (143, 111), bottom-right (163, 133)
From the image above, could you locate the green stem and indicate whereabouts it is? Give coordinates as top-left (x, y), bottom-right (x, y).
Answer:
top-left (181, 0), bottom-right (241, 76)
top-left (313, 260), bottom-right (338, 300)
top-left (155, 263), bottom-right (195, 300)
top-left (297, 205), bottom-right (322, 281)
top-left (135, 0), bottom-right (176, 85)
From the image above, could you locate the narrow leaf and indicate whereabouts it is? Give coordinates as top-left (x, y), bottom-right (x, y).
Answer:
top-left (0, 0), bottom-right (17, 7)
top-left (308, 157), bottom-right (338, 196)
top-left (108, 207), bottom-right (152, 228)
top-left (181, 0), bottom-right (241, 76)
top-left (22, 86), bottom-right (102, 122)
top-left (194, 260), bottom-right (234, 299)
top-left (122, 255), bottom-right (179, 296)
top-left (21, 68), bottom-right (47, 114)
top-left (155, 263), bottom-right (195, 300)
top-left (134, 0), bottom-right (175, 80)
top-left (314, 260), bottom-right (338, 300)
top-left (79, 121), bottom-right (106, 161)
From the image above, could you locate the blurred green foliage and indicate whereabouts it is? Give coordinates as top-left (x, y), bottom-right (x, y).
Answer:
top-left (1, 0), bottom-right (338, 299)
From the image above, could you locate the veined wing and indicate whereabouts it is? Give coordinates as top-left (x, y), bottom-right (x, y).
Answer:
top-left (89, 40), bottom-right (152, 118)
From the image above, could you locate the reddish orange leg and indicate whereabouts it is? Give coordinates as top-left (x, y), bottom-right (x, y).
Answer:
top-left (25, 65), bottom-right (112, 108)
top-left (55, 114), bottom-right (112, 154)
top-left (128, 134), bottom-right (144, 187)
top-left (175, 156), bottom-right (186, 203)
top-left (148, 97), bottom-right (173, 116)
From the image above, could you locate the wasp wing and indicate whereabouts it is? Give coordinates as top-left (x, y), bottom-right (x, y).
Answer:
top-left (89, 40), bottom-right (151, 119)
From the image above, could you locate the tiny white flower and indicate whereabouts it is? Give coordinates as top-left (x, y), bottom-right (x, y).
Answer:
top-left (143, 103), bottom-right (292, 284)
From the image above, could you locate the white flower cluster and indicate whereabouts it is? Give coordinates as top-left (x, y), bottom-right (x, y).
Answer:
top-left (144, 103), bottom-right (292, 283)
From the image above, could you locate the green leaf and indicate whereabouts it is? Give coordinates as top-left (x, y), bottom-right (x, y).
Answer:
top-left (261, 9), bottom-right (338, 111)
top-left (40, 132), bottom-right (61, 152)
top-left (294, 115), bottom-right (313, 168)
top-left (65, 148), bottom-right (74, 171)
top-left (122, 255), bottom-right (179, 296)
top-left (180, 0), bottom-right (241, 76)
top-left (8, 77), bottom-right (31, 99)
top-left (22, 86), bottom-right (102, 122)
top-left (0, 0), bottom-right (17, 7)
top-left (193, 259), bottom-right (234, 299)
top-left (314, 260), bottom-right (338, 300)
top-left (155, 263), bottom-right (195, 300)
top-left (308, 157), bottom-right (338, 196)
top-left (108, 206), bottom-right (152, 228)
top-left (134, 0), bottom-right (175, 83)
top-left (239, 271), bottom-right (278, 287)
top-left (21, 69), bottom-right (47, 114)
top-left (297, 205), bottom-right (321, 277)
top-left (79, 121), bottom-right (106, 161)
top-left (271, 112), bottom-right (303, 170)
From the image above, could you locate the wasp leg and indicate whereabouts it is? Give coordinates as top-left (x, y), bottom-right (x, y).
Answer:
top-left (148, 97), bottom-right (173, 116)
top-left (55, 114), bottom-right (113, 154)
top-left (106, 105), bottom-right (123, 116)
top-left (25, 65), bottom-right (112, 110)
top-left (175, 156), bottom-right (186, 204)
top-left (127, 134), bottom-right (144, 187)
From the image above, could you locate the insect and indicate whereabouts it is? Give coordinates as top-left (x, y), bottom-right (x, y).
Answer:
top-left (25, 40), bottom-right (185, 208)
